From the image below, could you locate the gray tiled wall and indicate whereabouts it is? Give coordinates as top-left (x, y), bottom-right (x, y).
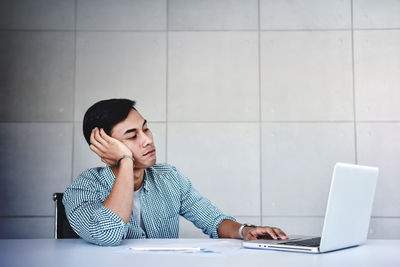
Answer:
top-left (0, 0), bottom-right (399, 239)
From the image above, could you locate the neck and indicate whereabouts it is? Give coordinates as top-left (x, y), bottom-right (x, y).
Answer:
top-left (133, 168), bottom-right (145, 191)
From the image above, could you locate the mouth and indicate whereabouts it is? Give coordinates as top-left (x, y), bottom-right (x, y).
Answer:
top-left (142, 149), bottom-right (156, 157)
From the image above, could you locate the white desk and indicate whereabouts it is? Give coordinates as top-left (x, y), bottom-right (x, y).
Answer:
top-left (1, 239), bottom-right (399, 267)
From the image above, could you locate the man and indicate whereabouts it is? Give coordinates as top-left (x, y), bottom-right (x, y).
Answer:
top-left (63, 98), bottom-right (288, 246)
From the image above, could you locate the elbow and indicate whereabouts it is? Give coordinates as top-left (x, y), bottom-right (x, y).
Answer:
top-left (90, 228), bottom-right (124, 246)
top-left (85, 224), bottom-right (125, 246)
top-left (67, 205), bottom-right (127, 246)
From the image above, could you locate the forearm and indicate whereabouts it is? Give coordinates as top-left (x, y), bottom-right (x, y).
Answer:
top-left (78, 205), bottom-right (127, 246)
top-left (103, 158), bottom-right (134, 223)
top-left (64, 187), bottom-right (129, 246)
top-left (217, 219), bottom-right (242, 239)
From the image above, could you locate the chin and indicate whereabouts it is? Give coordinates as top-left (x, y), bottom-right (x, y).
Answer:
top-left (136, 158), bottom-right (157, 169)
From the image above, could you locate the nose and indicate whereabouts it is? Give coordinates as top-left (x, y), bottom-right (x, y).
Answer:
top-left (141, 131), bottom-right (153, 147)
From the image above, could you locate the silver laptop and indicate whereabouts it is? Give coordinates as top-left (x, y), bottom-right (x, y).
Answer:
top-left (243, 162), bottom-right (379, 253)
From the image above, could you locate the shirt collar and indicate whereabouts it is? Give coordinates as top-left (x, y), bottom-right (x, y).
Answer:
top-left (143, 168), bottom-right (150, 191)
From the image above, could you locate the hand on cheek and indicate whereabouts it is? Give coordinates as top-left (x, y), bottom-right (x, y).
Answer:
top-left (89, 128), bottom-right (133, 166)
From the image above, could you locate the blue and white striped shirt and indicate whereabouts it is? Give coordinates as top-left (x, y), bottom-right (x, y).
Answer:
top-left (63, 163), bottom-right (236, 246)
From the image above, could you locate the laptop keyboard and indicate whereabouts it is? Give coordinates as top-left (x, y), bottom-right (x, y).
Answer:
top-left (281, 237), bottom-right (321, 247)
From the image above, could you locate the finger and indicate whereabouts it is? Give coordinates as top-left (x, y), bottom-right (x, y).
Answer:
top-left (89, 144), bottom-right (104, 158)
top-left (90, 129), bottom-right (105, 150)
top-left (248, 228), bottom-right (271, 240)
top-left (249, 230), bottom-right (259, 241)
top-left (274, 228), bottom-right (289, 240)
top-left (93, 127), bottom-right (108, 146)
top-left (100, 128), bottom-right (113, 143)
top-left (263, 228), bottom-right (278, 240)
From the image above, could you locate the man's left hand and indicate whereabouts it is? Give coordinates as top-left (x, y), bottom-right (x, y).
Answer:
top-left (242, 226), bottom-right (289, 241)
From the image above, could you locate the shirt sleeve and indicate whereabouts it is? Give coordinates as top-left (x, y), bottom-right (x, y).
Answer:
top-left (171, 166), bottom-right (237, 238)
top-left (62, 173), bottom-right (129, 246)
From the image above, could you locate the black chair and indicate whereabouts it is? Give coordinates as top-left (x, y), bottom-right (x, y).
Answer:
top-left (53, 193), bottom-right (80, 239)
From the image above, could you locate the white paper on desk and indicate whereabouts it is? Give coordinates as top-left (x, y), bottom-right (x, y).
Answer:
top-left (118, 240), bottom-right (265, 258)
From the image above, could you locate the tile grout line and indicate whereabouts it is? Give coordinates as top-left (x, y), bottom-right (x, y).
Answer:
top-left (351, 0), bottom-right (358, 164)
top-left (258, 0), bottom-right (263, 226)
top-left (3, 28), bottom-right (400, 33)
top-left (70, 0), bottom-right (78, 184)
top-left (165, 0), bottom-right (169, 164)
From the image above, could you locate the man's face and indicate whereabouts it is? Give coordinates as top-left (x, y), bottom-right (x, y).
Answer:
top-left (110, 109), bottom-right (156, 169)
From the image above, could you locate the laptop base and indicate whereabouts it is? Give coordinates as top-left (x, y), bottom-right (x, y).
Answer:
top-left (243, 235), bottom-right (320, 253)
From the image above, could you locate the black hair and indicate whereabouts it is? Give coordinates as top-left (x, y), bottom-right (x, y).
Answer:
top-left (83, 98), bottom-right (136, 145)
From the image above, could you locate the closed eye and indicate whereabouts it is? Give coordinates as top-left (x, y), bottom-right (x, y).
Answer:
top-left (129, 127), bottom-right (149, 139)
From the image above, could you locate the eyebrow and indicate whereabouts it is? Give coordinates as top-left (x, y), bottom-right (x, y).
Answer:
top-left (123, 119), bottom-right (147, 135)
